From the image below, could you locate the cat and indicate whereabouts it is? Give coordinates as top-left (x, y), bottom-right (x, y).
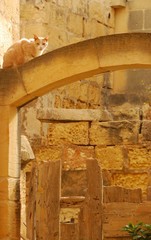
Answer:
top-left (2, 34), bottom-right (48, 68)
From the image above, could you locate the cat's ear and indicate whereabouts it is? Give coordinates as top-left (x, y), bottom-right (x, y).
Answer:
top-left (33, 34), bottom-right (38, 40)
top-left (45, 36), bottom-right (49, 41)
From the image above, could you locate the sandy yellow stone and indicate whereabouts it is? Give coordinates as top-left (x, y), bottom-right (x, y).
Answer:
top-left (111, 173), bottom-right (148, 195)
top-left (128, 146), bottom-right (151, 169)
top-left (95, 146), bottom-right (124, 170)
top-left (35, 146), bottom-right (62, 162)
top-left (47, 122), bottom-right (89, 145)
top-left (90, 121), bottom-right (139, 145)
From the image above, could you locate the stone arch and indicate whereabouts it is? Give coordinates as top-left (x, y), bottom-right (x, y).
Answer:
top-left (0, 32), bottom-right (151, 239)
top-left (1, 33), bottom-right (151, 107)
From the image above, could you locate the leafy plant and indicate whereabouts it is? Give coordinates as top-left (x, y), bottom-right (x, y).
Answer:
top-left (122, 222), bottom-right (151, 239)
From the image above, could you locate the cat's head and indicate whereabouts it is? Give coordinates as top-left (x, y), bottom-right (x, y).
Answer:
top-left (33, 34), bottom-right (48, 52)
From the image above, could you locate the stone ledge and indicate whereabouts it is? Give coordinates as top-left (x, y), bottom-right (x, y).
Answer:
top-left (110, 0), bottom-right (126, 9)
top-left (37, 108), bottom-right (113, 122)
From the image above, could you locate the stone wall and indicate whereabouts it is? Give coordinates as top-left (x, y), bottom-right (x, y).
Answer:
top-left (20, 0), bottom-right (151, 212)
top-left (0, 1), bottom-right (20, 65)
top-left (20, 0), bottom-right (114, 142)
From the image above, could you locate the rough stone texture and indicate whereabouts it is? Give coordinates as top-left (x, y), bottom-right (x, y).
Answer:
top-left (47, 122), bottom-right (89, 145)
top-left (95, 146), bottom-right (125, 170)
top-left (111, 173), bottom-right (148, 196)
top-left (89, 121), bottom-right (139, 145)
top-left (141, 120), bottom-right (151, 141)
top-left (142, 104), bottom-right (151, 120)
top-left (110, 104), bottom-right (140, 121)
top-left (127, 145), bottom-right (151, 170)
top-left (35, 146), bottom-right (62, 162)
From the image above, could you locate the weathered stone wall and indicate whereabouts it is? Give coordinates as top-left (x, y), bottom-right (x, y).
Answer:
top-left (20, 0), bottom-right (114, 140)
top-left (0, 1), bottom-right (20, 65)
top-left (20, 0), bottom-right (151, 206)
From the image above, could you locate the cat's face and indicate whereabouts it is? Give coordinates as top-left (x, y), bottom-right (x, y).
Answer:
top-left (33, 34), bottom-right (48, 52)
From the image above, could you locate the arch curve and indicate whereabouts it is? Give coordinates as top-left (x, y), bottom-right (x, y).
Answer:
top-left (1, 32), bottom-right (151, 107)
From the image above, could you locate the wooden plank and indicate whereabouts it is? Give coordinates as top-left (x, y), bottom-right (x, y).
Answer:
top-left (83, 159), bottom-right (103, 240)
top-left (103, 186), bottom-right (142, 203)
top-left (36, 160), bottom-right (61, 240)
top-left (61, 223), bottom-right (79, 240)
top-left (37, 108), bottom-right (112, 122)
top-left (26, 167), bottom-right (37, 240)
top-left (79, 205), bottom-right (90, 240)
top-left (103, 202), bottom-right (151, 237)
top-left (147, 186), bottom-right (151, 200)
top-left (60, 196), bottom-right (85, 208)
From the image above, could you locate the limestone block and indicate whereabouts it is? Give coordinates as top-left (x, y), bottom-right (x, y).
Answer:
top-left (62, 145), bottom-right (94, 170)
top-left (142, 104), bottom-right (151, 120)
top-left (111, 173), bottom-right (148, 195)
top-left (95, 146), bottom-right (124, 170)
top-left (37, 108), bottom-right (112, 122)
top-left (128, 10), bottom-right (143, 31)
top-left (47, 122), bottom-right (89, 145)
top-left (21, 2), bottom-right (49, 23)
top-left (88, 81), bottom-right (102, 105)
top-left (84, 18), bottom-right (107, 38)
top-left (111, 104), bottom-right (140, 120)
top-left (48, 26), bottom-right (68, 49)
top-left (89, 121), bottom-right (139, 145)
top-left (89, 0), bottom-right (104, 23)
top-left (49, 4), bottom-right (67, 28)
top-left (35, 146), bottom-right (62, 161)
top-left (127, 146), bottom-right (151, 170)
top-left (128, 0), bottom-right (151, 10)
top-left (126, 69), bottom-right (151, 94)
top-left (63, 81), bottom-right (81, 100)
top-left (62, 170), bottom-right (87, 196)
top-left (67, 13), bottom-right (83, 35)
top-left (141, 120), bottom-right (151, 141)
top-left (144, 9), bottom-right (151, 30)
top-left (71, 0), bottom-right (88, 15)
top-left (79, 81), bottom-right (89, 103)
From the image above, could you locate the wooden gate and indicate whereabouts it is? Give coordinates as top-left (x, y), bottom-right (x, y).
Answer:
top-left (26, 160), bottom-right (61, 240)
top-left (24, 158), bottom-right (151, 240)
top-left (25, 159), bottom-right (103, 240)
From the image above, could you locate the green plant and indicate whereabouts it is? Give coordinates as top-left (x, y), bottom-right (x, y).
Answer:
top-left (122, 222), bottom-right (151, 239)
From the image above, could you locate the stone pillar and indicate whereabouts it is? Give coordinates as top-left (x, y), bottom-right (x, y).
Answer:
top-left (0, 106), bottom-right (20, 239)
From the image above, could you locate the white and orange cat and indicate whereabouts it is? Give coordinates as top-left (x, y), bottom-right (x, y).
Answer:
top-left (2, 34), bottom-right (48, 68)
